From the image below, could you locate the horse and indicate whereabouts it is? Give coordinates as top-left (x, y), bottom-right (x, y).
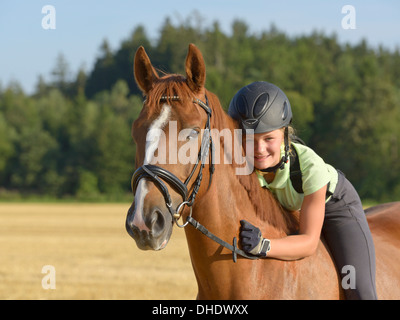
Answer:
top-left (126, 43), bottom-right (400, 299)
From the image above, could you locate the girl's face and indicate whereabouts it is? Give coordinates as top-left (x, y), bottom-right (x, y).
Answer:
top-left (244, 129), bottom-right (284, 170)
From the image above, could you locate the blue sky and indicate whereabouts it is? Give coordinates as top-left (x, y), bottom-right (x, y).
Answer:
top-left (1, 0), bottom-right (399, 94)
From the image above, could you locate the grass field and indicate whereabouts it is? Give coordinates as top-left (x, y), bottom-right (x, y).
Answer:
top-left (0, 203), bottom-right (197, 300)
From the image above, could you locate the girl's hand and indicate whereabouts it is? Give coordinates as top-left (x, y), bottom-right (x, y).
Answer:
top-left (240, 220), bottom-right (271, 257)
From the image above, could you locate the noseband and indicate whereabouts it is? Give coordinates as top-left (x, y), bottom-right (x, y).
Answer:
top-left (131, 96), bottom-right (215, 227)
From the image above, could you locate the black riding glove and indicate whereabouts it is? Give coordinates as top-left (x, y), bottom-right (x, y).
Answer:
top-left (240, 220), bottom-right (271, 257)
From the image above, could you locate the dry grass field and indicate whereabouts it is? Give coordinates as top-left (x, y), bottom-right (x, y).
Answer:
top-left (0, 203), bottom-right (197, 300)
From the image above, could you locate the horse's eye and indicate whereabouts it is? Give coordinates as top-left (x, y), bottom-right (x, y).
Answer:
top-left (187, 129), bottom-right (199, 140)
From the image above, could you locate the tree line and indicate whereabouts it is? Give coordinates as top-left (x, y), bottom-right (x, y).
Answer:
top-left (1, 15), bottom-right (399, 201)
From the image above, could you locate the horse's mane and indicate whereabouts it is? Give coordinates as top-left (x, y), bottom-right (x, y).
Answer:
top-left (146, 73), bottom-right (298, 234)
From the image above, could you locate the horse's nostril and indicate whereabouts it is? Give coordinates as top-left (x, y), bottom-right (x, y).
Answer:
top-left (147, 209), bottom-right (165, 237)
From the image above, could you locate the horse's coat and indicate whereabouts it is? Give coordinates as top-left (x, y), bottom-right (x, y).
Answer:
top-left (126, 44), bottom-right (400, 299)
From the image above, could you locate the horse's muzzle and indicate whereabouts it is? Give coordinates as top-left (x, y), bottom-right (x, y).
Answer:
top-left (126, 205), bottom-right (172, 251)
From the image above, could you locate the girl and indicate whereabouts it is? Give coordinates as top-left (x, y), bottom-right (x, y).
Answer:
top-left (228, 81), bottom-right (377, 300)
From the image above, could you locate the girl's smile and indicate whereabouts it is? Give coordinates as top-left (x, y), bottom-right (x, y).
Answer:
top-left (245, 129), bottom-right (284, 170)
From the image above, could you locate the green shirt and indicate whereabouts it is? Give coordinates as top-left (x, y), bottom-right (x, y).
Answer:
top-left (255, 142), bottom-right (338, 211)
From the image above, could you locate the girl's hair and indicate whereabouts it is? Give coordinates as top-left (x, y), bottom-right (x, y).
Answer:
top-left (281, 125), bottom-right (296, 156)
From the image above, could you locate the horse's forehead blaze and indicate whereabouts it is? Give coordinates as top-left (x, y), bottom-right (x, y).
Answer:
top-left (144, 104), bottom-right (171, 165)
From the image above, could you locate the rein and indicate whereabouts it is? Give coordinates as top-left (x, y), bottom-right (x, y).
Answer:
top-left (131, 95), bottom-right (258, 262)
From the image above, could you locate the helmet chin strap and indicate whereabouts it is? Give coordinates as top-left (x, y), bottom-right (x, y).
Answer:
top-left (259, 127), bottom-right (290, 173)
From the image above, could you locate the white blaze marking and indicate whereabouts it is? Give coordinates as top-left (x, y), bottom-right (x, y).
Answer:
top-left (132, 179), bottom-right (149, 231)
top-left (144, 104), bottom-right (170, 165)
top-left (132, 105), bottom-right (171, 232)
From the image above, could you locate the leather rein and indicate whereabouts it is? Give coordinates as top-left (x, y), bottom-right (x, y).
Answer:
top-left (131, 95), bottom-right (258, 262)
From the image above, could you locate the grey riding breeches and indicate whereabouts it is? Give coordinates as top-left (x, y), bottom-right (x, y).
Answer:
top-left (322, 170), bottom-right (378, 300)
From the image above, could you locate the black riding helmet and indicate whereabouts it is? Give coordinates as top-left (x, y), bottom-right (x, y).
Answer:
top-left (228, 81), bottom-right (292, 172)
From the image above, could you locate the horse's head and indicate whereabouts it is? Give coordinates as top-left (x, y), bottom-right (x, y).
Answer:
top-left (126, 44), bottom-right (213, 250)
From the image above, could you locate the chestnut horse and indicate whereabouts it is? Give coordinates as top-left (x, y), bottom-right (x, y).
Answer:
top-left (126, 44), bottom-right (400, 299)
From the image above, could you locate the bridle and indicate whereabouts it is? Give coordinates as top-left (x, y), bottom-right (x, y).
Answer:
top-left (131, 95), bottom-right (258, 262)
top-left (131, 95), bottom-right (215, 227)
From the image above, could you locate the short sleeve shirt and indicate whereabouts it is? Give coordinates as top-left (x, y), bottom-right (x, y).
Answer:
top-left (255, 142), bottom-right (338, 211)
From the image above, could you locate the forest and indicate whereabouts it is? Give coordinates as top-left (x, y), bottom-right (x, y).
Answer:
top-left (1, 16), bottom-right (399, 202)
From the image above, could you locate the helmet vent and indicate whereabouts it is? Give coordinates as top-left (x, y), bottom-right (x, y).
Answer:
top-left (242, 118), bottom-right (259, 129)
top-left (253, 93), bottom-right (269, 117)
top-left (282, 101), bottom-right (289, 120)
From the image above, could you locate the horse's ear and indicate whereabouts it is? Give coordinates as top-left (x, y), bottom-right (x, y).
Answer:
top-left (134, 46), bottom-right (159, 94)
top-left (185, 44), bottom-right (206, 93)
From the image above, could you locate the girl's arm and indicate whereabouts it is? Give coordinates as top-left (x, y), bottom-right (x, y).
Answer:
top-left (267, 184), bottom-right (327, 260)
